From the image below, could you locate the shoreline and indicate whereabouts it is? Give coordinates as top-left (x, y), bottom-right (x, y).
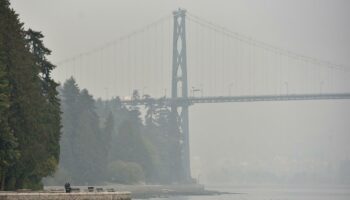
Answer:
top-left (44, 184), bottom-right (233, 199)
top-left (0, 192), bottom-right (131, 200)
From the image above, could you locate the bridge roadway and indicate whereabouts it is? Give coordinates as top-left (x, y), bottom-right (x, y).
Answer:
top-left (120, 93), bottom-right (350, 106)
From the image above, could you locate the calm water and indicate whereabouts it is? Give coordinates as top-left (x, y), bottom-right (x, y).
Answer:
top-left (141, 185), bottom-right (350, 200)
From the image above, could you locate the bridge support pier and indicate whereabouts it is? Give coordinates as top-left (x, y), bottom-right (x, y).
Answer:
top-left (171, 8), bottom-right (191, 182)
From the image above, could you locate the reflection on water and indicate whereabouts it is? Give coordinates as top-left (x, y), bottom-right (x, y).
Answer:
top-left (139, 185), bottom-right (350, 200)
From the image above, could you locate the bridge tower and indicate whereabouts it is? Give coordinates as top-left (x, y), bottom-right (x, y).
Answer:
top-left (171, 8), bottom-right (191, 181)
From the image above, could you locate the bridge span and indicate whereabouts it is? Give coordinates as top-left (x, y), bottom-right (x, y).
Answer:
top-left (55, 8), bottom-right (350, 183)
top-left (121, 93), bottom-right (350, 106)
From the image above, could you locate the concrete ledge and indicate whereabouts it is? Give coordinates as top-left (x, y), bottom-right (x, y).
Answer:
top-left (0, 192), bottom-right (131, 200)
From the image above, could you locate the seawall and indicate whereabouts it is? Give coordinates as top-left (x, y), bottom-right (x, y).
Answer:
top-left (0, 192), bottom-right (131, 200)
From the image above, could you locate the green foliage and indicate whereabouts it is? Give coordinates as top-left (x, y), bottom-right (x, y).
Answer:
top-left (112, 119), bottom-right (157, 181)
top-left (95, 95), bottom-right (184, 184)
top-left (56, 78), bottom-right (107, 185)
top-left (0, 13), bottom-right (19, 190)
top-left (50, 81), bottom-right (185, 185)
top-left (107, 160), bottom-right (145, 184)
top-left (0, 0), bottom-right (61, 190)
top-left (25, 28), bottom-right (61, 162)
top-left (144, 106), bottom-right (184, 183)
top-left (52, 85), bottom-right (164, 184)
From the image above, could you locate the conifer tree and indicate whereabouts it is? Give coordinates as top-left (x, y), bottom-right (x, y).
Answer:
top-left (59, 78), bottom-right (81, 183)
top-left (0, 0), bottom-right (41, 189)
top-left (0, 25), bottom-right (19, 189)
top-left (25, 28), bottom-right (61, 165)
top-left (59, 78), bottom-right (108, 184)
top-left (144, 105), bottom-right (183, 183)
top-left (0, 0), bottom-right (61, 189)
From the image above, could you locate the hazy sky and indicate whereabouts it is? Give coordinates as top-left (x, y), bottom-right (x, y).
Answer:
top-left (11, 0), bottom-right (350, 65)
top-left (11, 0), bottom-right (350, 183)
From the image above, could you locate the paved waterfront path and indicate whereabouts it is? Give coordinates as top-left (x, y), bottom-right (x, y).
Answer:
top-left (0, 192), bottom-right (131, 200)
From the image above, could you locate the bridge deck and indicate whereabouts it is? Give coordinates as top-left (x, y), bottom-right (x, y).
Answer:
top-left (120, 93), bottom-right (350, 106)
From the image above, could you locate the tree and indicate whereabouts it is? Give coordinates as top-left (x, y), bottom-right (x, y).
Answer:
top-left (0, 0), bottom-right (44, 189)
top-left (113, 119), bottom-right (157, 182)
top-left (144, 105), bottom-right (183, 183)
top-left (0, 30), bottom-right (19, 189)
top-left (74, 89), bottom-right (106, 184)
top-left (107, 160), bottom-right (145, 184)
top-left (101, 112), bottom-right (114, 165)
top-left (97, 96), bottom-right (184, 184)
top-left (0, 1), bottom-right (61, 189)
top-left (57, 79), bottom-right (108, 185)
top-left (25, 29), bottom-right (61, 162)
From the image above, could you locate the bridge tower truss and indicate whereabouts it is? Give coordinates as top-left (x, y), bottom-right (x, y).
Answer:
top-left (171, 8), bottom-right (191, 181)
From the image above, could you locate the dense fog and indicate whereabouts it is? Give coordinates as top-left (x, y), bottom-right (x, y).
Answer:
top-left (10, 0), bottom-right (350, 186)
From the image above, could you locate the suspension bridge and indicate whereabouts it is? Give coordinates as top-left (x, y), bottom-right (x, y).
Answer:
top-left (54, 9), bottom-right (350, 182)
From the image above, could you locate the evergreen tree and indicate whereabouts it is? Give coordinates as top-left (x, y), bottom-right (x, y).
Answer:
top-left (0, 23), bottom-right (19, 189)
top-left (58, 79), bottom-right (108, 184)
top-left (0, 0), bottom-right (43, 189)
top-left (101, 112), bottom-right (114, 167)
top-left (0, 0), bottom-right (61, 189)
top-left (112, 105), bottom-right (157, 183)
top-left (144, 105), bottom-right (183, 183)
top-left (25, 29), bottom-right (61, 161)
top-left (54, 78), bottom-right (183, 184)
top-left (74, 89), bottom-right (105, 184)
top-left (58, 78), bottom-right (80, 183)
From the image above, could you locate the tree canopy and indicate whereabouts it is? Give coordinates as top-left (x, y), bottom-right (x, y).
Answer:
top-left (46, 79), bottom-right (185, 185)
top-left (0, 0), bottom-right (61, 190)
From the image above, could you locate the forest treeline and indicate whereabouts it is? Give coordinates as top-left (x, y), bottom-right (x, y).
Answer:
top-left (1, 0), bottom-right (185, 189)
top-left (0, 0), bottom-right (61, 190)
top-left (45, 78), bottom-right (185, 185)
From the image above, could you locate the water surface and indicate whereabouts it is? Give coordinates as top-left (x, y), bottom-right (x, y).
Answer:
top-left (139, 185), bottom-right (350, 200)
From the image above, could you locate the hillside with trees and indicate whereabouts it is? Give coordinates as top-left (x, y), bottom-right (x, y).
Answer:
top-left (45, 78), bottom-right (184, 185)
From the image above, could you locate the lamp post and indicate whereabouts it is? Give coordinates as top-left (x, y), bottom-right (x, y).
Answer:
top-left (191, 86), bottom-right (201, 97)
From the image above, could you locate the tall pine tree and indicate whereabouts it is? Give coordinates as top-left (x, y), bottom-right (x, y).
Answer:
top-left (25, 28), bottom-right (61, 173)
top-left (59, 78), bottom-right (107, 184)
top-left (0, 10), bottom-right (19, 188)
top-left (0, 0), bottom-right (61, 190)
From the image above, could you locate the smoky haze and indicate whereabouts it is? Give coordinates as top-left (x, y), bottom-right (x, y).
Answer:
top-left (11, 0), bottom-right (350, 185)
